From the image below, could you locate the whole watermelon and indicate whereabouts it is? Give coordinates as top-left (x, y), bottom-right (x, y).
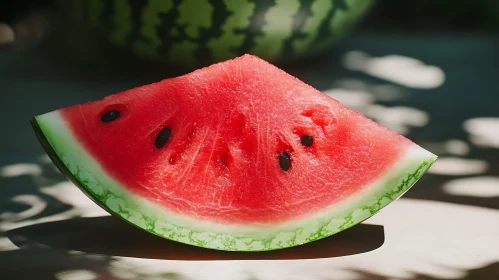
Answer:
top-left (59, 0), bottom-right (374, 67)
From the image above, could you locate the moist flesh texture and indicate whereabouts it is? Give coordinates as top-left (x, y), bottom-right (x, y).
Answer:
top-left (32, 55), bottom-right (437, 251)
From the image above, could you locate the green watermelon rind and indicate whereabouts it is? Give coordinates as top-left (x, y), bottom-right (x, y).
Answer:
top-left (31, 111), bottom-right (437, 252)
top-left (58, 0), bottom-right (375, 66)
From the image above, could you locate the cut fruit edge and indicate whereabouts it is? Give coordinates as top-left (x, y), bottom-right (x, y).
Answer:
top-left (31, 111), bottom-right (437, 251)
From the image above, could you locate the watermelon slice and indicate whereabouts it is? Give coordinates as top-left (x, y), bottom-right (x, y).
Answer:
top-left (31, 54), bottom-right (436, 251)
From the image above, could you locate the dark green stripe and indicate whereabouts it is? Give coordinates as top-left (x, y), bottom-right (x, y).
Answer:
top-left (127, 0), bottom-right (148, 47)
top-left (281, 0), bottom-right (314, 58)
top-left (156, 0), bottom-right (191, 56)
top-left (313, 0), bottom-right (348, 44)
top-left (79, 0), bottom-right (88, 24)
top-left (100, 0), bottom-right (115, 34)
top-left (235, 0), bottom-right (276, 55)
top-left (194, 0), bottom-right (231, 64)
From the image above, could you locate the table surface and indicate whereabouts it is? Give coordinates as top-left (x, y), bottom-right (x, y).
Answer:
top-left (1, 31), bottom-right (499, 280)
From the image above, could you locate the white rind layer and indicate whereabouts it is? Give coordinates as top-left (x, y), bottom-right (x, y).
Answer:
top-left (34, 111), bottom-right (437, 251)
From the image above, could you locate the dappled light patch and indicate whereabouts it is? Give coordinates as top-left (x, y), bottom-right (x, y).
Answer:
top-left (323, 88), bottom-right (374, 111)
top-left (421, 140), bottom-right (470, 157)
top-left (332, 79), bottom-right (406, 102)
top-left (38, 154), bottom-right (52, 163)
top-left (0, 159), bottom-right (106, 237)
top-left (443, 139), bottom-right (470, 156)
top-left (0, 23), bottom-right (15, 45)
top-left (0, 195), bottom-right (47, 224)
top-left (0, 248), bottom-right (112, 279)
top-left (55, 270), bottom-right (98, 280)
top-left (366, 105), bottom-right (429, 135)
top-left (357, 198), bottom-right (499, 279)
top-left (443, 177), bottom-right (499, 198)
top-left (428, 157), bottom-right (488, 176)
top-left (0, 237), bottom-right (17, 252)
top-left (343, 51), bottom-right (445, 89)
top-left (323, 80), bottom-right (428, 136)
top-left (109, 258), bottom-right (194, 280)
top-left (40, 182), bottom-right (108, 218)
top-left (370, 84), bottom-right (405, 102)
top-left (463, 118), bottom-right (499, 149)
top-left (1, 181), bottom-right (106, 234)
top-left (0, 163), bottom-right (42, 177)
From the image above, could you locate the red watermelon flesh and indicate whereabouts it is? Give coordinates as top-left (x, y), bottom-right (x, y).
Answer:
top-left (31, 54), bottom-right (436, 251)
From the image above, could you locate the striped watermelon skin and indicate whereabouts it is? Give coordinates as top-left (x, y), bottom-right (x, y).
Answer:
top-left (59, 0), bottom-right (373, 67)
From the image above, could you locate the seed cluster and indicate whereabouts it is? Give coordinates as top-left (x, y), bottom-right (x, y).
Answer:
top-left (101, 109), bottom-right (315, 172)
top-left (278, 134), bottom-right (314, 171)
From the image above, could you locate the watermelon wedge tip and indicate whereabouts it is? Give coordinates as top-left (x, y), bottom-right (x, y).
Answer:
top-left (31, 54), bottom-right (437, 251)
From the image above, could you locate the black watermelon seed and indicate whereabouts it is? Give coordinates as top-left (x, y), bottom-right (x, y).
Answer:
top-left (279, 151), bottom-right (291, 171)
top-left (155, 127), bottom-right (171, 149)
top-left (101, 110), bottom-right (120, 122)
top-left (301, 134), bottom-right (313, 146)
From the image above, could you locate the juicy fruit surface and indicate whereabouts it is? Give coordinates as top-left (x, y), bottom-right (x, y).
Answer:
top-left (60, 54), bottom-right (411, 224)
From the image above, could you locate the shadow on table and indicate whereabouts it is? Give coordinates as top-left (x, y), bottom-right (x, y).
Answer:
top-left (7, 216), bottom-right (384, 260)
